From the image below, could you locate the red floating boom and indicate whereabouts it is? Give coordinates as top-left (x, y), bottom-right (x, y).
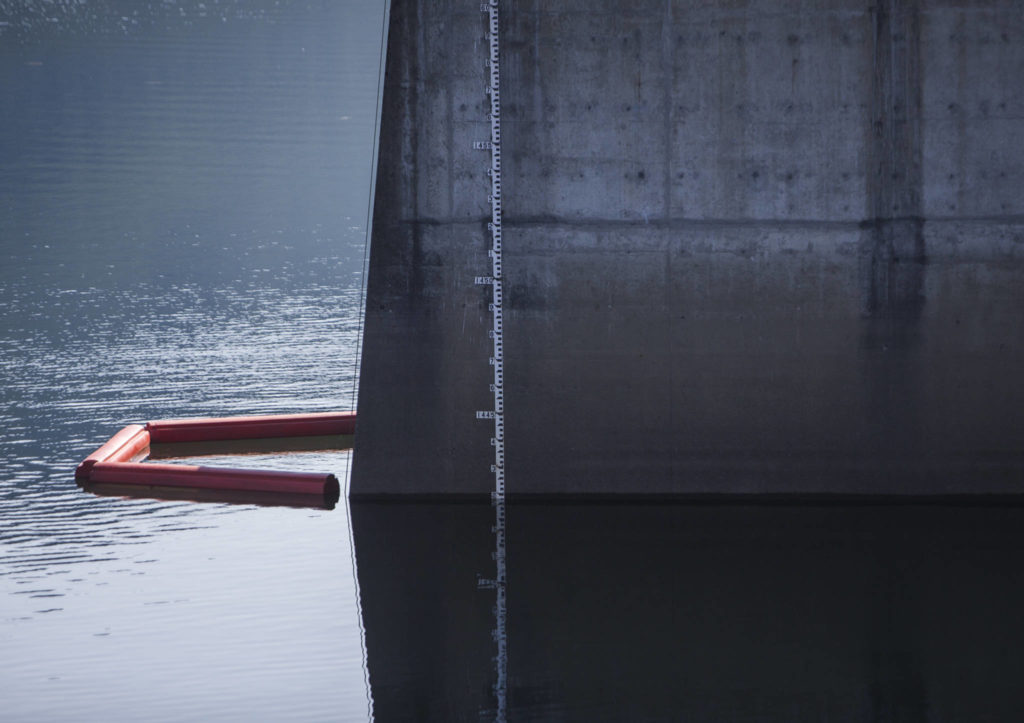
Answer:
top-left (80, 481), bottom-right (339, 510)
top-left (147, 411), bottom-right (356, 443)
top-left (76, 412), bottom-right (354, 507)
top-left (89, 462), bottom-right (340, 503)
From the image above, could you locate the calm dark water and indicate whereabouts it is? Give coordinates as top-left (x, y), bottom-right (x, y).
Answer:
top-left (353, 502), bottom-right (1024, 722)
top-left (6, 2), bottom-right (1024, 722)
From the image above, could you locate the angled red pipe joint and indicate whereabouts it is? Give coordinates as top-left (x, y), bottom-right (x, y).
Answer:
top-left (75, 424), bottom-right (151, 481)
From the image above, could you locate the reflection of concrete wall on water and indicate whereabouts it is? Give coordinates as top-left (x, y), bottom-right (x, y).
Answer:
top-left (352, 0), bottom-right (1024, 496)
top-left (351, 504), bottom-right (496, 719)
top-left (351, 503), bottom-right (1024, 719)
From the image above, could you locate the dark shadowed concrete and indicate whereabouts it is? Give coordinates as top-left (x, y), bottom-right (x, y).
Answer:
top-left (352, 0), bottom-right (1024, 497)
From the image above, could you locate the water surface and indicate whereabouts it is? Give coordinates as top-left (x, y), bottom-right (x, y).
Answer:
top-left (1, 2), bottom-right (383, 719)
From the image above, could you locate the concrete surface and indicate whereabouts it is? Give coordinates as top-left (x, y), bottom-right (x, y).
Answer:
top-left (352, 0), bottom-right (1024, 496)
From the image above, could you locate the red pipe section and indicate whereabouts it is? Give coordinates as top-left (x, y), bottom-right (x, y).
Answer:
top-left (80, 481), bottom-right (338, 510)
top-left (147, 411), bottom-right (356, 443)
top-left (89, 462), bottom-right (341, 505)
top-left (75, 424), bottom-right (151, 481)
top-left (77, 412), bottom-right (354, 506)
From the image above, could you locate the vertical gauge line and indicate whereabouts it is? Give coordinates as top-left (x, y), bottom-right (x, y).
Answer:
top-left (475, 3), bottom-right (508, 721)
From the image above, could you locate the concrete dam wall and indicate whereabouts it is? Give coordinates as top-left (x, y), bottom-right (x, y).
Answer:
top-left (351, 0), bottom-right (1024, 497)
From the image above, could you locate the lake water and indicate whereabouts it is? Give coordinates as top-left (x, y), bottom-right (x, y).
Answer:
top-left (5, 2), bottom-right (1024, 721)
top-left (1, 1), bottom-right (380, 719)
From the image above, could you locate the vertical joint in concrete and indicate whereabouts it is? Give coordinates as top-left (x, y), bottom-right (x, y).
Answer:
top-left (863, 0), bottom-right (925, 323)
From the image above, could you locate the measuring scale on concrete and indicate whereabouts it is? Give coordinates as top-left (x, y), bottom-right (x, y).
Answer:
top-left (474, 1), bottom-right (508, 720)
top-left (474, 0), bottom-right (506, 503)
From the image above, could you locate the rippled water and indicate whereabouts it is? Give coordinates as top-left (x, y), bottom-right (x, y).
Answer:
top-left (1, 1), bottom-right (383, 719)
